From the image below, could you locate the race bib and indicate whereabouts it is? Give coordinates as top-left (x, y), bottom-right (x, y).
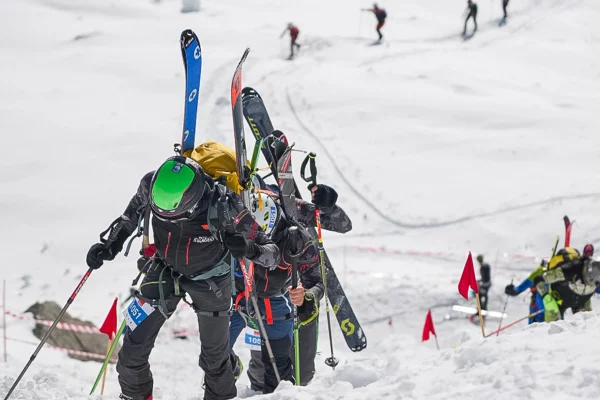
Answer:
top-left (244, 327), bottom-right (261, 351)
top-left (123, 298), bottom-right (156, 332)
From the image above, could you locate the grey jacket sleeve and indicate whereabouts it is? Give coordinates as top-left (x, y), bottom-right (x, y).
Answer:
top-left (228, 192), bottom-right (281, 269)
top-left (301, 265), bottom-right (324, 301)
top-left (296, 200), bottom-right (353, 233)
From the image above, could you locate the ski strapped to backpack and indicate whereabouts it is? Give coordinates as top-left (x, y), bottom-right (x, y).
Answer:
top-left (180, 29), bottom-right (202, 155)
top-left (229, 48), bottom-right (281, 384)
top-left (241, 87), bottom-right (367, 353)
top-left (563, 215), bottom-right (574, 248)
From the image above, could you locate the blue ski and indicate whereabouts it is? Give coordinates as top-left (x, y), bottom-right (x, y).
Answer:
top-left (179, 29), bottom-right (202, 154)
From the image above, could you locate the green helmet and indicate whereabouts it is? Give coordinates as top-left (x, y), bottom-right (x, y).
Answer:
top-left (476, 254), bottom-right (484, 264)
top-left (149, 156), bottom-right (208, 220)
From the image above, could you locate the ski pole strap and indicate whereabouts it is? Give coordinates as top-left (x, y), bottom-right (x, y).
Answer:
top-left (124, 208), bottom-right (146, 257)
top-left (300, 152), bottom-right (317, 185)
top-left (264, 298), bottom-right (274, 325)
top-left (99, 217), bottom-right (121, 245)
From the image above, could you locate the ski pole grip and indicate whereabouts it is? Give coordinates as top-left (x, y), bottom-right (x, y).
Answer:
top-left (300, 152), bottom-right (317, 185)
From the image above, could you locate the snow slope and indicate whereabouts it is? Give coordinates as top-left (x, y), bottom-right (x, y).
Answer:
top-left (1, 0), bottom-right (600, 398)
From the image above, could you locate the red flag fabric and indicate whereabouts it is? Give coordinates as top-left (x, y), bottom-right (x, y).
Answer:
top-left (421, 310), bottom-right (436, 341)
top-left (458, 252), bottom-right (479, 299)
top-left (99, 297), bottom-right (118, 340)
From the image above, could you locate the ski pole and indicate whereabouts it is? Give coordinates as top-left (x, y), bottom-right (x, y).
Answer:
top-left (496, 279), bottom-right (512, 336)
top-left (288, 226), bottom-right (302, 385)
top-left (300, 152), bottom-right (339, 369)
top-left (4, 268), bottom-right (94, 400)
top-left (89, 320), bottom-right (127, 394)
top-left (484, 309), bottom-right (543, 338)
top-left (219, 193), bottom-right (281, 383)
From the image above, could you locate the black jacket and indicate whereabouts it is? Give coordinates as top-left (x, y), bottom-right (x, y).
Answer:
top-left (235, 199), bottom-right (352, 298)
top-left (109, 172), bottom-right (280, 278)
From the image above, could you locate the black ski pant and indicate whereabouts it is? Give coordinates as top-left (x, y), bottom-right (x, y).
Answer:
top-left (479, 283), bottom-right (490, 311)
top-left (290, 38), bottom-right (300, 57)
top-left (376, 19), bottom-right (385, 40)
top-left (464, 11), bottom-right (478, 34)
top-left (248, 316), bottom-right (319, 389)
top-left (229, 294), bottom-right (294, 393)
top-left (503, 0), bottom-right (509, 18)
top-left (116, 265), bottom-right (235, 400)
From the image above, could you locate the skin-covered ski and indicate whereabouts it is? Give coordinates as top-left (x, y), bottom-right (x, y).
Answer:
top-left (241, 87), bottom-right (367, 352)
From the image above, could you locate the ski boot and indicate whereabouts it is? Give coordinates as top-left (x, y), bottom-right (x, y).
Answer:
top-left (119, 394), bottom-right (152, 400)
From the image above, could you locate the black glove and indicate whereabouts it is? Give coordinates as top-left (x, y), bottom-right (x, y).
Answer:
top-left (504, 284), bottom-right (519, 296)
top-left (308, 184), bottom-right (338, 209)
top-left (86, 243), bottom-right (116, 269)
top-left (224, 233), bottom-right (260, 259)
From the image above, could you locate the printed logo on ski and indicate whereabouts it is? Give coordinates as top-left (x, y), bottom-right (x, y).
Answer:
top-left (189, 89), bottom-right (197, 102)
top-left (194, 46), bottom-right (201, 59)
top-left (341, 318), bottom-right (355, 336)
top-left (183, 130), bottom-right (189, 141)
top-left (248, 117), bottom-right (261, 138)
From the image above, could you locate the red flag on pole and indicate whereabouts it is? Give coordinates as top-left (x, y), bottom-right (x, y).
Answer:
top-left (421, 310), bottom-right (436, 342)
top-left (99, 297), bottom-right (118, 340)
top-left (458, 252), bottom-right (479, 300)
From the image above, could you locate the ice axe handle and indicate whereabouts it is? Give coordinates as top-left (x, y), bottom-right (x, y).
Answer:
top-left (300, 152), bottom-right (317, 186)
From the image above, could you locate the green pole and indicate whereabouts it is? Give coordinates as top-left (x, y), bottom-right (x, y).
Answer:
top-left (294, 321), bottom-right (300, 385)
top-left (89, 320), bottom-right (127, 395)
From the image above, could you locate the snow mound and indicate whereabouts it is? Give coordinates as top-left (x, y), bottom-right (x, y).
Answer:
top-left (256, 312), bottom-right (600, 400)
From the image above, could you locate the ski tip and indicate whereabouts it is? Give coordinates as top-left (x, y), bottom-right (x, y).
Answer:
top-left (180, 29), bottom-right (194, 40)
top-left (241, 47), bottom-right (250, 62)
top-left (241, 87), bottom-right (257, 98)
top-left (180, 29), bottom-right (199, 49)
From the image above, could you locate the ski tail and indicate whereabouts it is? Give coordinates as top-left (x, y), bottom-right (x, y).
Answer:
top-left (564, 215), bottom-right (572, 248)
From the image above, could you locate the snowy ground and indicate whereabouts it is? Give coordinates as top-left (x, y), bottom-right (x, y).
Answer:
top-left (1, 0), bottom-right (600, 398)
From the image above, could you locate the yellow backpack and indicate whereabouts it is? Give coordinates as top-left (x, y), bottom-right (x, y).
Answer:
top-left (184, 141), bottom-right (244, 194)
top-left (548, 247), bottom-right (580, 270)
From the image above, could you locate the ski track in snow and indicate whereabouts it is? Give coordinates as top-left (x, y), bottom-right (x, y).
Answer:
top-left (285, 88), bottom-right (600, 230)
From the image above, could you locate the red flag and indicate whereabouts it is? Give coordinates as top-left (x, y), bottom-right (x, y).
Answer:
top-left (458, 252), bottom-right (479, 300)
top-left (421, 310), bottom-right (436, 341)
top-left (99, 297), bottom-right (118, 340)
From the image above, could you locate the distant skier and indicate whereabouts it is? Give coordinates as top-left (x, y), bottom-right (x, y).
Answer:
top-left (476, 254), bottom-right (491, 312)
top-left (463, 0), bottom-right (478, 36)
top-left (362, 3), bottom-right (387, 41)
top-left (469, 254), bottom-right (491, 324)
top-left (280, 23), bottom-right (301, 59)
top-left (502, 0), bottom-right (509, 19)
top-left (505, 245), bottom-right (599, 323)
top-left (504, 260), bottom-right (548, 324)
